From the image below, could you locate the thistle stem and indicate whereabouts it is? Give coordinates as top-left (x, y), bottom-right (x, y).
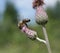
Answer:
top-left (42, 25), bottom-right (52, 53)
top-left (36, 37), bottom-right (46, 44)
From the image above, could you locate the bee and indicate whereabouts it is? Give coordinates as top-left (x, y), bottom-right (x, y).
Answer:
top-left (18, 19), bottom-right (30, 29)
top-left (18, 19), bottom-right (37, 40)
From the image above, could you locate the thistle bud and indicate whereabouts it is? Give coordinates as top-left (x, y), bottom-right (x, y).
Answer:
top-left (27, 31), bottom-right (37, 40)
top-left (35, 6), bottom-right (48, 25)
top-left (36, 15), bottom-right (48, 25)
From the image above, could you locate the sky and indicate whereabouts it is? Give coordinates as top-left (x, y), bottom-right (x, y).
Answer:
top-left (0, 0), bottom-right (60, 22)
top-left (0, 0), bottom-right (6, 14)
top-left (11, 0), bottom-right (58, 20)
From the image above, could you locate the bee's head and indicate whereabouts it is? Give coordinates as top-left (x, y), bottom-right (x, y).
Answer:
top-left (23, 19), bottom-right (30, 23)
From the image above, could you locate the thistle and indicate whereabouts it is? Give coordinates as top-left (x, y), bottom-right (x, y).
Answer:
top-left (32, 0), bottom-right (52, 53)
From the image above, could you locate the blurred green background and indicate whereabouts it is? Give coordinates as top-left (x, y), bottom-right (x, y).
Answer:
top-left (0, 1), bottom-right (60, 53)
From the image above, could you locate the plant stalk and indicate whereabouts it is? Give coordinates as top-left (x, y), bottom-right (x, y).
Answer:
top-left (42, 25), bottom-right (52, 53)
